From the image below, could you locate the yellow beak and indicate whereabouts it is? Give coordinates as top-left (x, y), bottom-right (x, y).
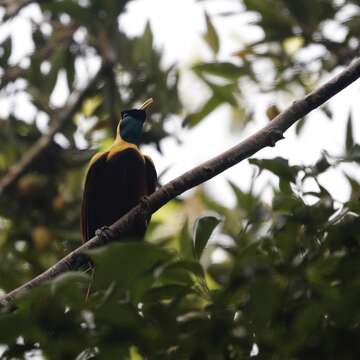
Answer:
top-left (139, 98), bottom-right (154, 111)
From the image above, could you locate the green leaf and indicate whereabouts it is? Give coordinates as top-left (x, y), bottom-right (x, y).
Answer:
top-left (184, 95), bottom-right (222, 127)
top-left (321, 105), bottom-right (333, 120)
top-left (249, 157), bottom-right (299, 183)
top-left (249, 278), bottom-right (280, 327)
top-left (344, 144), bottom-right (360, 162)
top-left (229, 181), bottom-right (256, 211)
top-left (295, 303), bottom-right (323, 335)
top-left (179, 219), bottom-right (194, 259)
top-left (157, 260), bottom-right (204, 286)
top-left (143, 284), bottom-right (194, 302)
top-left (46, 46), bottom-right (66, 94)
top-left (65, 51), bottom-right (76, 90)
top-left (312, 154), bottom-right (331, 175)
top-left (346, 111), bottom-right (354, 152)
top-left (44, 1), bottom-right (93, 25)
top-left (133, 21), bottom-right (154, 64)
top-left (164, 260), bottom-right (204, 278)
top-left (203, 12), bottom-right (220, 55)
top-left (86, 242), bottom-right (173, 290)
top-left (193, 62), bottom-right (245, 80)
top-left (82, 95), bottom-right (103, 117)
top-left (0, 37), bottom-right (12, 67)
top-left (206, 80), bottom-right (239, 106)
top-left (295, 118), bottom-right (306, 135)
top-left (50, 271), bottom-right (90, 309)
top-left (192, 215), bottom-right (221, 259)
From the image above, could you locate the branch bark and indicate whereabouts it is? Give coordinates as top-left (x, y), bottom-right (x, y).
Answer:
top-left (1, 57), bottom-right (360, 306)
top-left (0, 65), bottom-right (105, 197)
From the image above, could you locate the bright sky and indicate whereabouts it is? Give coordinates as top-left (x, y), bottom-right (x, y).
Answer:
top-left (1, 0), bottom-right (359, 207)
top-left (121, 0), bottom-right (360, 206)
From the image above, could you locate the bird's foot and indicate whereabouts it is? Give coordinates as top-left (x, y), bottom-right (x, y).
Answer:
top-left (139, 195), bottom-right (150, 212)
top-left (73, 253), bottom-right (93, 272)
top-left (95, 226), bottom-right (117, 243)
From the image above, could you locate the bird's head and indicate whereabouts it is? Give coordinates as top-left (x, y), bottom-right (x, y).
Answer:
top-left (116, 98), bottom-right (153, 145)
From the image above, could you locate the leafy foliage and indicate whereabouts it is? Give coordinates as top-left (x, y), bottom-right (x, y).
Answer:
top-left (2, 143), bottom-right (360, 359)
top-left (189, 0), bottom-right (360, 129)
top-left (0, 0), bottom-right (359, 359)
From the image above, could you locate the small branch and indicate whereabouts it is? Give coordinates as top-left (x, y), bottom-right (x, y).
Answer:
top-left (1, 57), bottom-right (360, 305)
top-left (0, 65), bottom-right (105, 197)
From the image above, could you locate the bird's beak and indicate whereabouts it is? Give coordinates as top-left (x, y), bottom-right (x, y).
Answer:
top-left (139, 98), bottom-right (154, 111)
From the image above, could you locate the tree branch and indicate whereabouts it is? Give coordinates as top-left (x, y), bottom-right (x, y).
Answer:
top-left (1, 57), bottom-right (360, 306)
top-left (0, 65), bottom-right (106, 197)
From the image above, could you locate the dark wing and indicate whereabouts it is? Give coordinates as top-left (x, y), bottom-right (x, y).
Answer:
top-left (80, 152), bottom-right (109, 243)
top-left (144, 155), bottom-right (157, 195)
top-left (144, 155), bottom-right (157, 226)
top-left (81, 148), bottom-right (151, 242)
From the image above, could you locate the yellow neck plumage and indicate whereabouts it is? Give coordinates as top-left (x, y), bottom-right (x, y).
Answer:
top-left (89, 136), bottom-right (142, 167)
top-left (108, 135), bottom-right (141, 160)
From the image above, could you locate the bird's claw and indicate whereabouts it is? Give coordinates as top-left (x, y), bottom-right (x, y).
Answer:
top-left (95, 226), bottom-right (117, 243)
top-left (139, 195), bottom-right (150, 211)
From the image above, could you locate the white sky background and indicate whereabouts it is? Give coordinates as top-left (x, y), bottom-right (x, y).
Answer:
top-left (124, 0), bottom-right (360, 206)
top-left (1, 0), bottom-right (360, 207)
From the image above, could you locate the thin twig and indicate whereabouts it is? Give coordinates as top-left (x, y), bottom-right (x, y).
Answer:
top-left (0, 65), bottom-right (106, 197)
top-left (1, 57), bottom-right (360, 305)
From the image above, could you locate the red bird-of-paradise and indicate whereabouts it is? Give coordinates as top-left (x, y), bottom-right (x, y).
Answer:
top-left (80, 98), bottom-right (157, 243)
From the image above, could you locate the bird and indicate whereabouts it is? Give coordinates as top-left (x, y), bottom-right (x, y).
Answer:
top-left (80, 98), bottom-right (157, 243)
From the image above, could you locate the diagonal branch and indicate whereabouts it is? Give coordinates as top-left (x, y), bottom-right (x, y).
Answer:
top-left (1, 57), bottom-right (360, 305)
top-left (0, 65), bottom-right (106, 197)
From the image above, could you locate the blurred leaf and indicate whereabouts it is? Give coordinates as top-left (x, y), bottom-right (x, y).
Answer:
top-left (295, 118), bottom-right (306, 135)
top-left (249, 278), bottom-right (280, 327)
top-left (229, 181), bottom-right (255, 211)
top-left (283, 36), bottom-right (304, 55)
top-left (343, 144), bottom-right (360, 162)
top-left (0, 36), bottom-right (12, 67)
top-left (311, 154), bottom-right (331, 175)
top-left (203, 12), bottom-right (220, 55)
top-left (249, 157), bottom-right (299, 183)
top-left (87, 242), bottom-right (173, 290)
top-left (179, 219), bottom-right (194, 260)
top-left (266, 104), bottom-right (280, 121)
top-left (165, 259), bottom-right (204, 278)
top-left (157, 259), bottom-right (204, 286)
top-left (192, 215), bottom-right (221, 259)
top-left (193, 62), bottom-right (246, 80)
top-left (346, 111), bottom-right (354, 152)
top-left (206, 81), bottom-right (238, 106)
top-left (184, 95), bottom-right (222, 127)
top-left (82, 95), bottom-right (103, 117)
top-left (44, 1), bottom-right (93, 25)
top-left (143, 284), bottom-right (194, 302)
top-left (294, 303), bottom-right (323, 335)
top-left (50, 271), bottom-right (90, 308)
